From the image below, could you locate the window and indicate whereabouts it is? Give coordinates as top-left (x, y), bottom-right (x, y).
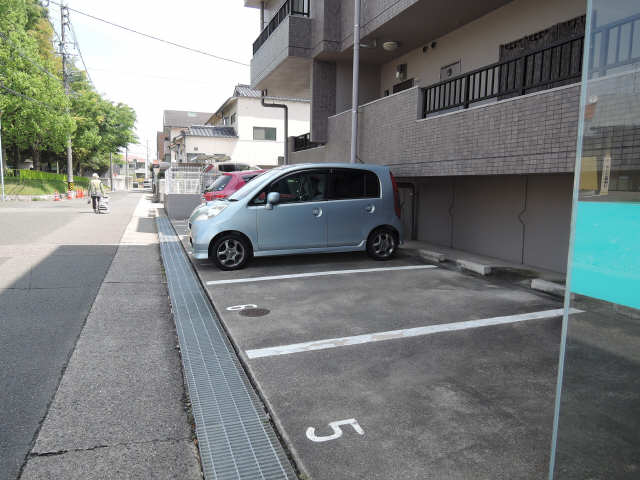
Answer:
top-left (252, 170), bottom-right (328, 205)
top-left (230, 113), bottom-right (237, 125)
top-left (329, 169), bottom-right (380, 199)
top-left (253, 127), bottom-right (277, 141)
top-left (204, 175), bottom-right (231, 192)
top-left (241, 173), bottom-right (259, 183)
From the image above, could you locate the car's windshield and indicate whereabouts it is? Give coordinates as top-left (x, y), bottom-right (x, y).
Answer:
top-left (205, 174), bottom-right (231, 192)
top-left (228, 168), bottom-right (283, 201)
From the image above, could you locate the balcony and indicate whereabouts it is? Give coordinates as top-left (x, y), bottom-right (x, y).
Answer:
top-left (423, 36), bottom-right (584, 117)
top-left (293, 132), bottom-right (321, 151)
top-left (250, 0), bottom-right (311, 97)
top-left (253, 0), bottom-right (310, 54)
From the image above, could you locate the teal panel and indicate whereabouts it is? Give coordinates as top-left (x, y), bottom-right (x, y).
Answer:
top-left (571, 201), bottom-right (640, 309)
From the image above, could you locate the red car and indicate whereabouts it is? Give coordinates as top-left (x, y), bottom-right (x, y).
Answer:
top-left (202, 169), bottom-right (265, 202)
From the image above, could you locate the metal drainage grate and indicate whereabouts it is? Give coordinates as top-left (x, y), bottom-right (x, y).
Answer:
top-left (157, 217), bottom-right (296, 480)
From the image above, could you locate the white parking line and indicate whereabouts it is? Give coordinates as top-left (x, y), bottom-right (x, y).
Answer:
top-left (245, 308), bottom-right (583, 359)
top-left (206, 265), bottom-right (437, 286)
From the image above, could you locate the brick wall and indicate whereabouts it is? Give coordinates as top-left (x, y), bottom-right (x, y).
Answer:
top-left (323, 83), bottom-right (580, 176)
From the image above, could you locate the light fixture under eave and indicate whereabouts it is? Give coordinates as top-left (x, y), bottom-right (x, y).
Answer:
top-left (382, 41), bottom-right (399, 52)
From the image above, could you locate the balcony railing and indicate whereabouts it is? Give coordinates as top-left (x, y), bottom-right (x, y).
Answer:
top-left (423, 36), bottom-right (584, 117)
top-left (293, 132), bottom-right (321, 151)
top-left (253, 0), bottom-right (310, 54)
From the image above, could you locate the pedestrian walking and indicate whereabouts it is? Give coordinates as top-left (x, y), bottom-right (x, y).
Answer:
top-left (89, 173), bottom-right (106, 213)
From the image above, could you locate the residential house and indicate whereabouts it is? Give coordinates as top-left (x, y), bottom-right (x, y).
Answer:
top-left (243, 0), bottom-right (624, 273)
top-left (167, 84), bottom-right (310, 168)
top-left (162, 110), bottom-right (214, 163)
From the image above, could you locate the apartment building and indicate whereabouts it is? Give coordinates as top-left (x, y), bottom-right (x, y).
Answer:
top-left (164, 86), bottom-right (310, 167)
top-left (245, 0), bottom-right (598, 273)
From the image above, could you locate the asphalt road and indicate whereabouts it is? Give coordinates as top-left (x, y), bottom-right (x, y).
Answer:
top-left (174, 218), bottom-right (566, 479)
top-left (0, 192), bottom-right (142, 480)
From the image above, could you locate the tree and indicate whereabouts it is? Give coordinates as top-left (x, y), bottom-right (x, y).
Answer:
top-left (0, 0), bottom-right (74, 169)
top-left (69, 68), bottom-right (137, 174)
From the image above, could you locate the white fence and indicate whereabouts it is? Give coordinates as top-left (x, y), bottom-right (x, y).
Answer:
top-left (165, 164), bottom-right (205, 194)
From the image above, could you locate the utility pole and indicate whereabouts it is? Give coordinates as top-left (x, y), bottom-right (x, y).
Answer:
top-left (109, 152), bottom-right (114, 191)
top-left (0, 112), bottom-right (5, 201)
top-left (125, 146), bottom-right (128, 190)
top-left (146, 139), bottom-right (149, 179)
top-left (350, 0), bottom-right (361, 164)
top-left (60, 3), bottom-right (74, 191)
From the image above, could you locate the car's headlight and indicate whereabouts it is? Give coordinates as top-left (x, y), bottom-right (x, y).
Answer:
top-left (194, 204), bottom-right (227, 222)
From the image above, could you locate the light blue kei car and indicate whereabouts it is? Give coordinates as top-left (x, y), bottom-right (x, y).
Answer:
top-left (187, 163), bottom-right (404, 270)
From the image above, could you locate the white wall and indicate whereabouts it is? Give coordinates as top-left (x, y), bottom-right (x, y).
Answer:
top-left (177, 96), bottom-right (310, 167)
top-left (184, 136), bottom-right (237, 159)
top-left (379, 0), bottom-right (586, 95)
top-left (234, 97), bottom-right (310, 166)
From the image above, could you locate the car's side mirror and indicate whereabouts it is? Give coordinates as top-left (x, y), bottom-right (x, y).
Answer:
top-left (265, 191), bottom-right (280, 210)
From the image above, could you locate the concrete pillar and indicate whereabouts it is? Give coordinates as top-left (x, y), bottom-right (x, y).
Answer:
top-left (311, 60), bottom-right (336, 144)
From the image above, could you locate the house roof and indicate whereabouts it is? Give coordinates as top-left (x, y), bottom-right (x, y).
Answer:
top-left (186, 125), bottom-right (237, 138)
top-left (163, 110), bottom-right (213, 127)
top-left (233, 84), bottom-right (262, 98)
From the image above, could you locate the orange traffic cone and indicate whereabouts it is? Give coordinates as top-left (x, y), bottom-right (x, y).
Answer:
top-left (53, 191), bottom-right (60, 201)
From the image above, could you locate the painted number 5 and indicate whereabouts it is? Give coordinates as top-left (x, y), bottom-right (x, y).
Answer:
top-left (306, 418), bottom-right (364, 443)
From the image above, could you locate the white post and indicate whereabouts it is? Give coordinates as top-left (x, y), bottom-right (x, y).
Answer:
top-left (0, 112), bottom-right (5, 201)
top-left (350, 0), bottom-right (361, 164)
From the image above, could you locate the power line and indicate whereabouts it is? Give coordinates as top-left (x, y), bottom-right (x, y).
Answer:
top-left (0, 82), bottom-right (64, 113)
top-left (47, 1), bottom-right (250, 67)
top-left (69, 20), bottom-right (94, 87)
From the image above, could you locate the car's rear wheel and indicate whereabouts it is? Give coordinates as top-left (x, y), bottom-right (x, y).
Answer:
top-left (366, 227), bottom-right (397, 260)
top-left (210, 233), bottom-right (251, 270)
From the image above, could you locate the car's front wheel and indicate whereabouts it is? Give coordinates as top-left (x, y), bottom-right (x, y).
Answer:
top-left (366, 227), bottom-right (397, 260)
top-left (210, 233), bottom-right (251, 270)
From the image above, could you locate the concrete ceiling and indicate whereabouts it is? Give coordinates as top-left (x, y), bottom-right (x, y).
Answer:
top-left (325, 0), bottom-right (513, 64)
top-left (255, 56), bottom-right (312, 99)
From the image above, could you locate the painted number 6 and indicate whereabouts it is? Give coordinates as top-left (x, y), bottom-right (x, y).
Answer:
top-left (306, 418), bottom-right (364, 443)
top-left (226, 304), bottom-right (258, 311)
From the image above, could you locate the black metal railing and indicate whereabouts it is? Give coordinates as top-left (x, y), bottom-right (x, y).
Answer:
top-left (293, 132), bottom-right (321, 151)
top-left (423, 35), bottom-right (584, 117)
top-left (590, 12), bottom-right (640, 77)
top-left (253, 0), bottom-right (310, 54)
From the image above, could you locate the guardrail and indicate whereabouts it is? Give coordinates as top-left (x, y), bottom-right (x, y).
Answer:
top-left (253, 0), bottom-right (310, 54)
top-left (423, 36), bottom-right (584, 117)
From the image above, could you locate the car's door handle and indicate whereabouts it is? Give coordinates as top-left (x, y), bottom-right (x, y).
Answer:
top-left (312, 207), bottom-right (323, 217)
top-left (365, 204), bottom-right (375, 213)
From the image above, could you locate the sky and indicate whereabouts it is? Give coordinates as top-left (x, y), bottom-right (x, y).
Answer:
top-left (48, 0), bottom-right (259, 158)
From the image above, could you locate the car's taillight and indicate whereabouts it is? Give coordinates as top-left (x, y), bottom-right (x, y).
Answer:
top-left (213, 192), bottom-right (227, 199)
top-left (390, 172), bottom-right (401, 218)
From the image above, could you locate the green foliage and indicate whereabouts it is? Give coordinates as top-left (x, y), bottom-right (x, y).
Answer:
top-left (0, 0), bottom-right (73, 159)
top-left (0, 0), bottom-right (137, 174)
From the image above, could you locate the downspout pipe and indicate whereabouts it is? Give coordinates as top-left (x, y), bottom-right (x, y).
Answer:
top-left (261, 91), bottom-right (288, 165)
top-left (350, 0), bottom-right (361, 164)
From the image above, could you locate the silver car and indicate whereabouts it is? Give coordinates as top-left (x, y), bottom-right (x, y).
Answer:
top-left (188, 163), bottom-right (403, 270)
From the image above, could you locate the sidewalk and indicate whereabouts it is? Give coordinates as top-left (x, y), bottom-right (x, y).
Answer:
top-left (20, 196), bottom-right (202, 479)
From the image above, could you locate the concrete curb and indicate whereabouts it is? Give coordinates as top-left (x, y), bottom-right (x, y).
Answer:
top-left (457, 259), bottom-right (492, 276)
top-left (531, 279), bottom-right (566, 297)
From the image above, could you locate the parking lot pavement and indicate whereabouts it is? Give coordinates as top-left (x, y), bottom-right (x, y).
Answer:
top-left (172, 220), bottom-right (567, 479)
